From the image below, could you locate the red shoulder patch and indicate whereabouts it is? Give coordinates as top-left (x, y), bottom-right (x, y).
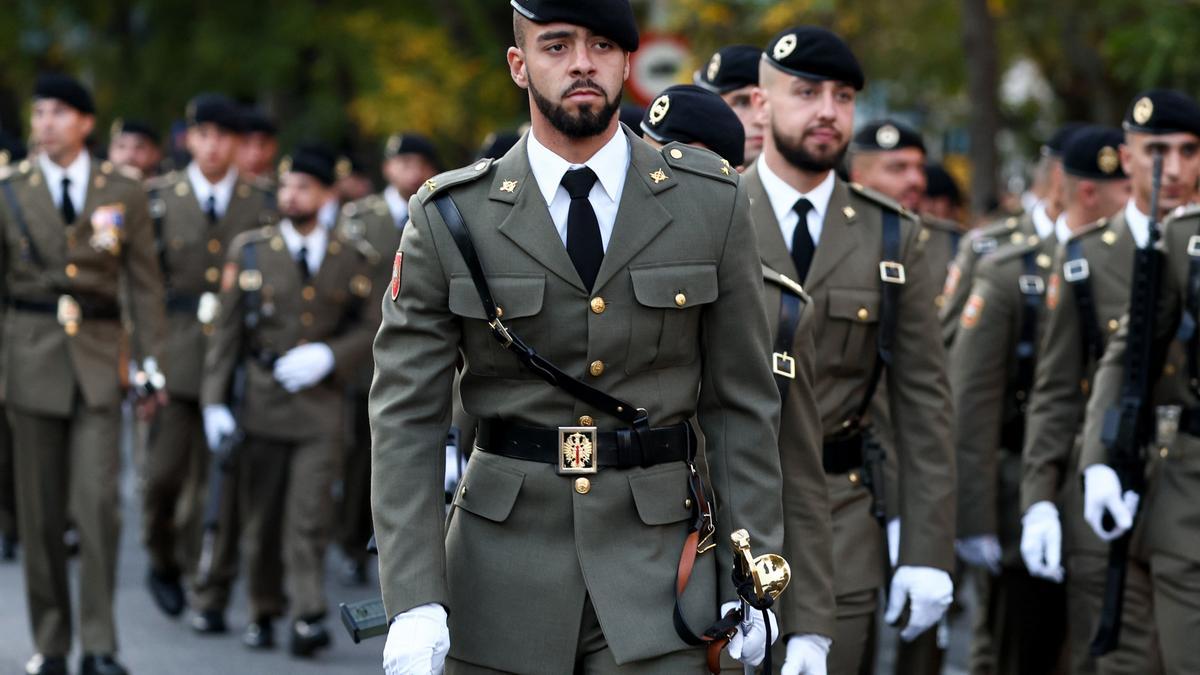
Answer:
top-left (390, 252), bottom-right (403, 301)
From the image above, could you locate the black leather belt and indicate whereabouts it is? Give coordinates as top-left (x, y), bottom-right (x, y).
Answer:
top-left (9, 298), bottom-right (119, 320)
top-left (166, 292), bottom-right (200, 314)
top-left (822, 433), bottom-right (864, 474)
top-left (476, 419), bottom-right (690, 470)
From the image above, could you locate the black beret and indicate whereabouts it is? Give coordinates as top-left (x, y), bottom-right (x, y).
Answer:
top-left (511, 0), bottom-right (639, 52)
top-left (1123, 89), bottom-right (1200, 137)
top-left (641, 85), bottom-right (745, 166)
top-left (281, 143), bottom-right (337, 186)
top-left (852, 119), bottom-right (925, 153)
top-left (694, 45), bottom-right (760, 94)
top-left (924, 164), bottom-right (961, 205)
top-left (1041, 121), bottom-right (1087, 158)
top-left (619, 104), bottom-right (644, 137)
top-left (110, 118), bottom-right (161, 145)
top-left (477, 130), bottom-right (521, 160)
top-left (1062, 125), bottom-right (1126, 180)
top-left (384, 132), bottom-right (440, 170)
top-left (764, 26), bottom-right (864, 91)
top-left (33, 73), bottom-right (94, 115)
top-left (239, 107), bottom-right (277, 136)
top-left (186, 94), bottom-right (242, 132)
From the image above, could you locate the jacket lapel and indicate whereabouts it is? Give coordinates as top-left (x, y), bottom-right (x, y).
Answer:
top-left (743, 165), bottom-right (798, 282)
top-left (803, 179), bottom-right (862, 291)
top-left (21, 166), bottom-right (66, 262)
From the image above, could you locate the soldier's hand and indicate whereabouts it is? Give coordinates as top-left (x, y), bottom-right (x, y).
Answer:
top-left (781, 634), bottom-right (831, 675)
top-left (203, 405), bottom-right (236, 451)
top-left (885, 566), bottom-right (953, 641)
top-left (1083, 464), bottom-right (1139, 541)
top-left (383, 603), bottom-right (449, 675)
top-left (1020, 501), bottom-right (1064, 582)
top-left (722, 600), bottom-right (778, 667)
top-left (955, 534), bottom-right (1001, 574)
top-left (274, 343), bottom-right (335, 392)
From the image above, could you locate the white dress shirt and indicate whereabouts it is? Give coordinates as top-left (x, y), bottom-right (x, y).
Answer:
top-left (383, 185), bottom-right (409, 227)
top-left (38, 151), bottom-right (90, 216)
top-left (756, 154), bottom-right (836, 251)
top-left (187, 163), bottom-right (238, 219)
top-left (1032, 202), bottom-right (1057, 241)
top-left (527, 128), bottom-right (629, 252)
top-left (1124, 200), bottom-right (1151, 249)
top-left (279, 219), bottom-right (328, 276)
top-left (1054, 214), bottom-right (1071, 244)
top-left (318, 199), bottom-right (340, 231)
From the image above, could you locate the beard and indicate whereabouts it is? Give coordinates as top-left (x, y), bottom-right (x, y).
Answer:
top-left (773, 123), bottom-right (847, 173)
top-left (282, 207), bottom-right (318, 225)
top-left (529, 76), bottom-right (621, 139)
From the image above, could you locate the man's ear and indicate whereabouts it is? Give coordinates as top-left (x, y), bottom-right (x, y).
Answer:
top-left (507, 47), bottom-right (529, 90)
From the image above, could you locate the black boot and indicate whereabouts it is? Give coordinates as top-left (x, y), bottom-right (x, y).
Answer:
top-left (146, 568), bottom-right (185, 617)
top-left (289, 617), bottom-right (331, 658)
top-left (243, 617), bottom-right (275, 649)
top-left (80, 654), bottom-right (129, 675)
top-left (24, 654), bottom-right (67, 675)
top-left (189, 609), bottom-right (228, 634)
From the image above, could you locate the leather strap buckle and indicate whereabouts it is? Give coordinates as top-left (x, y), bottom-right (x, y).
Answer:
top-left (488, 318), bottom-right (514, 348)
top-left (772, 352), bottom-right (797, 379)
top-left (879, 261), bottom-right (906, 285)
top-left (1063, 258), bottom-right (1090, 282)
top-left (1188, 235), bottom-right (1200, 258)
top-left (1018, 275), bottom-right (1045, 295)
top-left (557, 426), bottom-right (598, 474)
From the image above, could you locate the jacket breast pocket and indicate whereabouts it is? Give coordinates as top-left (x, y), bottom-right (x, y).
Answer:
top-left (449, 273), bottom-right (545, 378)
top-left (451, 451), bottom-right (525, 523)
top-left (628, 462), bottom-right (693, 526)
top-left (626, 261), bottom-right (718, 372)
top-left (824, 288), bottom-right (880, 377)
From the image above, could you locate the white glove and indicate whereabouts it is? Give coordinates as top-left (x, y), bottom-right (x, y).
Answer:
top-left (1020, 501), bottom-right (1064, 582)
top-left (885, 566), bottom-right (953, 642)
top-left (781, 634), bottom-right (832, 675)
top-left (202, 405), bottom-right (235, 451)
top-left (383, 603), bottom-right (450, 675)
top-left (955, 534), bottom-right (1002, 574)
top-left (1083, 464), bottom-right (1140, 542)
top-left (721, 600), bottom-right (779, 667)
top-left (273, 342), bottom-right (335, 392)
top-left (887, 518), bottom-right (901, 568)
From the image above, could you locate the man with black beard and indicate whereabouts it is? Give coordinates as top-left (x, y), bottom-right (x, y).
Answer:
top-left (372, 0), bottom-right (812, 672)
top-left (744, 27), bottom-right (956, 675)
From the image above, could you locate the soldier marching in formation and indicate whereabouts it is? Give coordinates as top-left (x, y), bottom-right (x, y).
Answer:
top-left (3, 4), bottom-right (1200, 675)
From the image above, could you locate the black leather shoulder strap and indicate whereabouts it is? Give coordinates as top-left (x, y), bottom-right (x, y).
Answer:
top-left (1184, 224), bottom-right (1200, 398)
top-left (854, 210), bottom-right (902, 424)
top-left (1065, 239), bottom-right (1105, 365)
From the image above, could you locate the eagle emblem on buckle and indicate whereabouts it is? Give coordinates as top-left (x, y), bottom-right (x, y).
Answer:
top-left (559, 426), bottom-right (598, 474)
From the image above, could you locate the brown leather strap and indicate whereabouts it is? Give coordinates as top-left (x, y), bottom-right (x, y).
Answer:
top-left (706, 640), bottom-right (727, 674)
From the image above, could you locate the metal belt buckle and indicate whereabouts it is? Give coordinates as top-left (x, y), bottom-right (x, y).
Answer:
top-left (879, 261), bottom-right (906, 285)
top-left (1018, 275), bottom-right (1045, 295)
top-left (772, 352), bottom-right (797, 379)
top-left (197, 292), bottom-right (220, 325)
top-left (558, 426), bottom-right (598, 474)
top-left (57, 294), bottom-right (81, 333)
top-left (1156, 405), bottom-right (1181, 447)
top-left (1063, 258), bottom-right (1090, 282)
top-left (1188, 235), bottom-right (1200, 258)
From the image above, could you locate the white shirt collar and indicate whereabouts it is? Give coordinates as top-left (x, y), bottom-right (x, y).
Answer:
top-left (383, 186), bottom-right (408, 226)
top-left (756, 154), bottom-right (835, 233)
top-left (38, 151), bottom-right (90, 210)
top-left (1054, 213), bottom-right (1071, 244)
top-left (318, 199), bottom-right (340, 230)
top-left (186, 162), bottom-right (238, 218)
top-left (278, 218), bottom-right (329, 275)
top-left (1124, 199), bottom-right (1151, 248)
top-left (1031, 202), bottom-right (1057, 241)
top-left (526, 128), bottom-right (628, 206)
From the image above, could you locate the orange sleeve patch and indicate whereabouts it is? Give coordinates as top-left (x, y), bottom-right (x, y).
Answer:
top-left (961, 293), bottom-right (985, 329)
top-left (390, 251), bottom-right (403, 301)
top-left (1046, 273), bottom-right (1060, 311)
top-left (943, 263), bottom-right (961, 299)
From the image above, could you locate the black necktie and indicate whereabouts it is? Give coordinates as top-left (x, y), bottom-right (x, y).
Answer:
top-left (790, 198), bottom-right (815, 282)
top-left (561, 167), bottom-right (603, 291)
top-left (60, 177), bottom-right (76, 224)
top-left (297, 245), bottom-right (311, 282)
top-left (205, 195), bottom-right (218, 225)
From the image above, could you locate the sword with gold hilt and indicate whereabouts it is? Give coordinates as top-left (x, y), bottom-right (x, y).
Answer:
top-left (730, 529), bottom-right (790, 675)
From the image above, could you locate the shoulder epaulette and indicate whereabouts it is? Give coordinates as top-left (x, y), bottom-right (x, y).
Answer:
top-left (417, 159), bottom-right (495, 204)
top-left (9, 159), bottom-right (34, 182)
top-left (660, 142), bottom-right (737, 186)
top-left (145, 170), bottom-right (183, 192)
top-left (1165, 204), bottom-right (1200, 227)
top-left (344, 193), bottom-right (389, 220)
top-left (230, 225), bottom-right (277, 252)
top-left (761, 263), bottom-right (808, 298)
top-left (847, 182), bottom-right (916, 221)
top-left (1067, 216), bottom-right (1111, 243)
top-left (920, 215), bottom-right (965, 234)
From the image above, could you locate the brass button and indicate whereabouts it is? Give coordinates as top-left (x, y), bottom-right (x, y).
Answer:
top-left (575, 477), bottom-right (591, 494)
top-left (301, 312), bottom-right (314, 326)
top-left (202, 324), bottom-right (215, 336)
top-left (848, 471), bottom-right (860, 484)
top-left (674, 293), bottom-right (687, 307)
top-left (205, 267), bottom-right (220, 283)
top-left (590, 297), bottom-right (606, 314)
top-left (1160, 447), bottom-right (1169, 459)
top-left (684, 498), bottom-right (693, 509)
top-left (65, 263), bottom-right (78, 278)
top-left (670, 148), bottom-right (684, 159)
top-left (495, 305), bottom-right (504, 318)
top-left (1165, 364), bottom-right (1177, 376)
top-left (857, 307), bottom-right (869, 321)
top-left (578, 415), bottom-right (594, 427)
top-left (64, 322), bottom-right (78, 336)
top-left (207, 238), bottom-right (221, 254)
top-left (460, 483), bottom-right (468, 497)
top-left (589, 360), bottom-right (605, 377)
top-left (1108, 319), bottom-right (1119, 332)
top-left (302, 286), bottom-right (316, 301)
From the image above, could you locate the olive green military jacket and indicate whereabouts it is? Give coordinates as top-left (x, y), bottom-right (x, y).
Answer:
top-left (201, 223), bottom-right (379, 441)
top-left (744, 167), bottom-right (956, 596)
top-left (758, 265), bottom-right (836, 639)
top-left (146, 170), bottom-right (274, 400)
top-left (338, 193), bottom-right (403, 393)
top-left (1082, 208), bottom-right (1200, 563)
top-left (0, 156), bottom-right (165, 416)
top-left (941, 213), bottom-right (1037, 346)
top-left (370, 129), bottom-right (785, 672)
top-left (919, 215), bottom-right (967, 312)
top-left (952, 236), bottom-right (1055, 561)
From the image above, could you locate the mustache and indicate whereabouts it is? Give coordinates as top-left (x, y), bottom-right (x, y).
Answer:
top-left (562, 79), bottom-right (606, 98)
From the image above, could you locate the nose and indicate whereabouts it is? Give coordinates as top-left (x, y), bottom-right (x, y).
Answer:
top-left (816, 89), bottom-right (837, 120)
top-left (568, 43), bottom-right (596, 78)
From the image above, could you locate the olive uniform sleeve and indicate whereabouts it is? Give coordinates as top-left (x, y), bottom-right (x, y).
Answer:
top-left (201, 244), bottom-right (248, 408)
top-left (121, 183), bottom-right (167, 364)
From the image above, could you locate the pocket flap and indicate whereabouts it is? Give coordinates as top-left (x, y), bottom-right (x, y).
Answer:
top-left (628, 463), bottom-right (693, 525)
top-left (448, 274), bottom-right (546, 320)
top-left (451, 453), bottom-right (525, 523)
top-left (827, 287), bottom-right (881, 323)
top-left (630, 262), bottom-right (718, 309)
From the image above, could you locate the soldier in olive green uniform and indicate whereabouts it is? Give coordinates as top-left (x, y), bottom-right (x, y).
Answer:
top-left (692, 44), bottom-right (765, 170)
top-left (1077, 90), bottom-right (1200, 675)
top-left (376, 3), bottom-right (793, 673)
top-left (747, 28), bottom-right (955, 675)
top-left (335, 132), bottom-right (438, 585)
top-left (1020, 121), bottom-right (1173, 675)
top-left (140, 94), bottom-right (274, 621)
top-left (0, 135), bottom-right (23, 563)
top-left (201, 146), bottom-right (379, 658)
top-left (1, 74), bottom-right (167, 675)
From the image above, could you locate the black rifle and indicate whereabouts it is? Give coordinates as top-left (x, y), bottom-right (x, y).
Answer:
top-left (195, 364), bottom-right (247, 587)
top-left (1092, 150), bottom-right (1164, 656)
